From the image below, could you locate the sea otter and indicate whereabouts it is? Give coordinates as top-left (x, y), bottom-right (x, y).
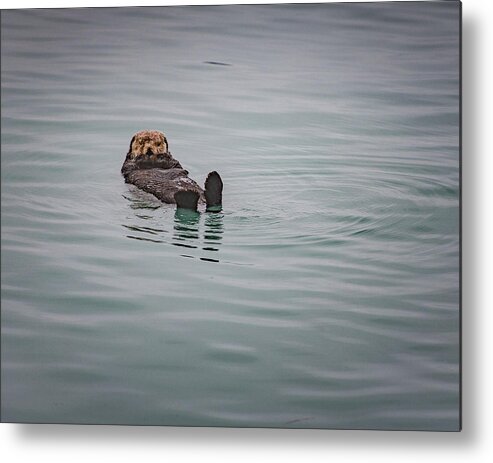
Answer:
top-left (121, 130), bottom-right (223, 211)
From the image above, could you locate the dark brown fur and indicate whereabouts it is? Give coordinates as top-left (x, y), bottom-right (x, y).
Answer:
top-left (121, 130), bottom-right (222, 210)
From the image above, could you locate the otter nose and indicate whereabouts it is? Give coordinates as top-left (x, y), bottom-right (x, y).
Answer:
top-left (146, 147), bottom-right (153, 156)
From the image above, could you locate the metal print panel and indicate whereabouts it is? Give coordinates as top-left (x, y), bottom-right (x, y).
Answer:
top-left (0, 1), bottom-right (461, 431)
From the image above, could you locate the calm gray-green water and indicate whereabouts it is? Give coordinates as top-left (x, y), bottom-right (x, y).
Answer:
top-left (1, 2), bottom-right (460, 430)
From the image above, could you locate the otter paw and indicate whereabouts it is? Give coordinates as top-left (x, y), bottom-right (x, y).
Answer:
top-left (204, 171), bottom-right (223, 212)
top-left (174, 190), bottom-right (200, 211)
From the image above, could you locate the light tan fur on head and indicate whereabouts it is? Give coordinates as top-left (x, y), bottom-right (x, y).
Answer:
top-left (128, 130), bottom-right (169, 162)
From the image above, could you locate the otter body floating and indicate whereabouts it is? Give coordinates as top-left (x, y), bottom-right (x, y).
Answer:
top-left (121, 130), bottom-right (223, 212)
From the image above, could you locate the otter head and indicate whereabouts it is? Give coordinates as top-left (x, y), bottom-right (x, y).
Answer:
top-left (128, 130), bottom-right (169, 162)
top-left (124, 130), bottom-right (181, 171)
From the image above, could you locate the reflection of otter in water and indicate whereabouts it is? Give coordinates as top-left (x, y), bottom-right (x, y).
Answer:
top-left (121, 130), bottom-right (223, 211)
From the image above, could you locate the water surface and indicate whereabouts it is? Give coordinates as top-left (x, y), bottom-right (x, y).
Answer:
top-left (1, 2), bottom-right (460, 430)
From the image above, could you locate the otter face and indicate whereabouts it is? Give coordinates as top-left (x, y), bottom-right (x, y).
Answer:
top-left (128, 130), bottom-right (169, 162)
top-left (124, 130), bottom-right (182, 172)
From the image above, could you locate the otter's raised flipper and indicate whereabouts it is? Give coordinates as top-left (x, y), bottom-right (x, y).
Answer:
top-left (204, 171), bottom-right (223, 212)
top-left (174, 190), bottom-right (200, 211)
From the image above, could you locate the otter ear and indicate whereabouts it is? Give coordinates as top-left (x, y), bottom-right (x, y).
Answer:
top-left (163, 136), bottom-right (169, 153)
top-left (128, 135), bottom-right (136, 155)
